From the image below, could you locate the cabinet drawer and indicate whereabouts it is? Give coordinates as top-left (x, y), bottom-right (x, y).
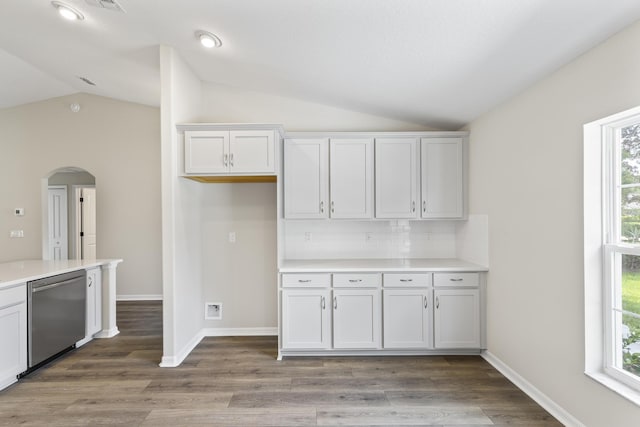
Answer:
top-left (0, 284), bottom-right (26, 308)
top-left (383, 273), bottom-right (431, 287)
top-left (433, 273), bottom-right (479, 287)
top-left (333, 273), bottom-right (381, 288)
top-left (282, 274), bottom-right (331, 287)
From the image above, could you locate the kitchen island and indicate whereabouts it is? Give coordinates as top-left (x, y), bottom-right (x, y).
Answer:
top-left (0, 259), bottom-right (122, 391)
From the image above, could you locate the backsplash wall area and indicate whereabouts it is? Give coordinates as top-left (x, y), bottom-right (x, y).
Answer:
top-left (284, 220), bottom-right (455, 260)
top-left (283, 215), bottom-right (489, 263)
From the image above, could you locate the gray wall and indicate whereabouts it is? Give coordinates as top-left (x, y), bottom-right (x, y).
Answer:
top-left (0, 93), bottom-right (162, 298)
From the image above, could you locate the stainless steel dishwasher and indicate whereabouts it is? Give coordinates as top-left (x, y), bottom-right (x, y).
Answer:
top-left (27, 270), bottom-right (86, 369)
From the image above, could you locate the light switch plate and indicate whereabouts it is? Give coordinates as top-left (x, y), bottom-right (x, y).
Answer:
top-left (10, 230), bottom-right (24, 238)
top-left (14, 208), bottom-right (24, 216)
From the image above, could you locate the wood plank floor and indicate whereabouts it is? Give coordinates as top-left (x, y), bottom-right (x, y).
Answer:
top-left (0, 301), bottom-right (562, 426)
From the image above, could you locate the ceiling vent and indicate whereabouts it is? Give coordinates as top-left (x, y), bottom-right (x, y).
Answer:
top-left (84, 0), bottom-right (125, 13)
top-left (77, 76), bottom-right (96, 86)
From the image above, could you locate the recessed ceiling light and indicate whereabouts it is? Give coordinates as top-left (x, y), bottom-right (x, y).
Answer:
top-left (195, 30), bottom-right (222, 48)
top-left (52, 1), bottom-right (85, 21)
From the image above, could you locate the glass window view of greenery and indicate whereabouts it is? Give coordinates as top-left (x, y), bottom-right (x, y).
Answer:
top-left (607, 120), bottom-right (640, 389)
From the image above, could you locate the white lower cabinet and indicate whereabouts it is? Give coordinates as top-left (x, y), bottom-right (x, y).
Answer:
top-left (86, 267), bottom-right (102, 338)
top-left (383, 289), bottom-right (432, 349)
top-left (280, 270), bottom-right (483, 355)
top-left (333, 289), bottom-right (381, 349)
top-left (433, 288), bottom-right (480, 349)
top-left (282, 289), bottom-right (331, 349)
top-left (0, 284), bottom-right (27, 388)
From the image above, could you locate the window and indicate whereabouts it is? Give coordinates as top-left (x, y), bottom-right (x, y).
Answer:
top-left (585, 106), bottom-right (640, 405)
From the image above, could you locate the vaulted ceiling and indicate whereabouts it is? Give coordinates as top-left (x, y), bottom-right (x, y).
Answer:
top-left (2, 0), bottom-right (640, 129)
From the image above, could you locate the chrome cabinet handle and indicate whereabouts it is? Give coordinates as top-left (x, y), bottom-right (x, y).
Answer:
top-left (412, 201), bottom-right (416, 212)
top-left (348, 279), bottom-right (362, 283)
top-left (450, 278), bottom-right (464, 282)
top-left (334, 296), bottom-right (337, 310)
top-left (321, 296), bottom-right (326, 309)
top-left (331, 201), bottom-right (335, 214)
top-left (424, 296), bottom-right (428, 309)
top-left (88, 277), bottom-right (93, 287)
top-left (298, 279), bottom-right (311, 283)
top-left (223, 153), bottom-right (229, 166)
top-left (320, 201), bottom-right (324, 213)
top-left (400, 279), bottom-right (413, 282)
top-left (423, 200), bottom-right (426, 213)
top-left (230, 153), bottom-right (234, 167)
top-left (436, 297), bottom-right (440, 309)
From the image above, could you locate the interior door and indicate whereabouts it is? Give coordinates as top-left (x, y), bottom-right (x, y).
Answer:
top-left (81, 187), bottom-right (97, 260)
top-left (47, 186), bottom-right (68, 260)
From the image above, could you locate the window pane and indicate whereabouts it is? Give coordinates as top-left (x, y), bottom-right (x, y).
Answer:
top-left (621, 187), bottom-right (640, 243)
top-left (621, 123), bottom-right (640, 185)
top-left (620, 254), bottom-right (640, 376)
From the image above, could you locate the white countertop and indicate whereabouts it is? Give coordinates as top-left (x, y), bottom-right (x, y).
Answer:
top-left (279, 258), bottom-right (488, 273)
top-left (0, 259), bottom-right (123, 290)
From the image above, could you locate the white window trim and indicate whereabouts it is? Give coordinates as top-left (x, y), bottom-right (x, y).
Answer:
top-left (584, 105), bottom-right (640, 406)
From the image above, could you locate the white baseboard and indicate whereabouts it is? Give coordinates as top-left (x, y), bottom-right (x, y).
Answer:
top-left (202, 327), bottom-right (277, 337)
top-left (482, 350), bottom-right (585, 427)
top-left (117, 294), bottom-right (163, 301)
top-left (159, 330), bottom-right (204, 368)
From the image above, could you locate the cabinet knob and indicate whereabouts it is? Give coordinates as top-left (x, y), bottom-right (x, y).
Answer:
top-left (331, 201), bottom-right (334, 214)
top-left (424, 295), bottom-right (428, 309)
top-left (400, 279), bottom-right (413, 282)
top-left (230, 153), bottom-right (234, 167)
top-left (320, 201), bottom-right (324, 213)
top-left (412, 201), bottom-right (416, 213)
top-left (423, 200), bottom-right (426, 213)
top-left (223, 153), bottom-right (229, 166)
top-left (436, 297), bottom-right (440, 309)
top-left (321, 296), bottom-right (326, 310)
top-left (334, 296), bottom-right (337, 310)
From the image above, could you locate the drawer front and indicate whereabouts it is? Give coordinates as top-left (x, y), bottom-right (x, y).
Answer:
top-left (383, 273), bottom-right (432, 287)
top-left (333, 273), bottom-right (381, 288)
top-left (282, 274), bottom-right (331, 287)
top-left (433, 272), bottom-right (479, 288)
top-left (0, 284), bottom-right (26, 308)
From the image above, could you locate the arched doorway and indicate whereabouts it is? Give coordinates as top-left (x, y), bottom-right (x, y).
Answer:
top-left (42, 167), bottom-right (96, 260)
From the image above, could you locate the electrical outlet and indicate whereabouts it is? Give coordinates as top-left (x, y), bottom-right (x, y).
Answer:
top-left (304, 232), bottom-right (312, 241)
top-left (14, 208), bottom-right (24, 216)
top-left (228, 231), bottom-right (236, 243)
top-left (9, 230), bottom-right (24, 238)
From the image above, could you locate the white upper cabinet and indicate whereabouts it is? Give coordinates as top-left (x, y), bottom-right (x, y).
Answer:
top-left (375, 138), bottom-right (419, 219)
top-left (229, 130), bottom-right (276, 173)
top-left (185, 130), bottom-right (229, 174)
top-left (421, 137), bottom-right (463, 218)
top-left (284, 138), bottom-right (329, 219)
top-left (184, 128), bottom-right (276, 175)
top-left (329, 138), bottom-right (374, 219)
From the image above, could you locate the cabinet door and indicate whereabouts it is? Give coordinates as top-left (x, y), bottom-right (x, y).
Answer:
top-left (0, 285), bottom-right (27, 384)
top-left (229, 130), bottom-right (275, 174)
top-left (185, 131), bottom-right (229, 174)
top-left (86, 268), bottom-right (102, 337)
top-left (284, 139), bottom-right (329, 218)
top-left (282, 290), bottom-right (331, 349)
top-left (421, 138), bottom-right (463, 218)
top-left (434, 289), bottom-right (480, 348)
top-left (383, 289), bottom-right (432, 349)
top-left (329, 138), bottom-right (374, 218)
top-left (375, 138), bottom-right (419, 218)
top-left (333, 289), bottom-right (380, 349)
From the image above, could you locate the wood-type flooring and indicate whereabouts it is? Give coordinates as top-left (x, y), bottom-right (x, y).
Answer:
top-left (0, 301), bottom-right (562, 426)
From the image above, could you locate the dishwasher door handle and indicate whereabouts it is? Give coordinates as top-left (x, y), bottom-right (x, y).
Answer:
top-left (31, 278), bottom-right (82, 293)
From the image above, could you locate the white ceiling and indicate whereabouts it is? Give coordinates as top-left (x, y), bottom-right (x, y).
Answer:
top-left (2, 0), bottom-right (640, 129)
